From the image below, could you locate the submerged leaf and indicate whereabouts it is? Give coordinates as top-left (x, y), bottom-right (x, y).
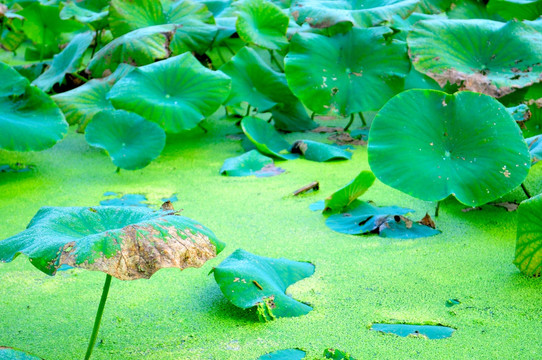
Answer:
top-left (258, 349), bottom-right (306, 360)
top-left (290, 140), bottom-right (352, 162)
top-left (0, 206), bottom-right (225, 280)
top-left (220, 150), bottom-right (285, 177)
top-left (0, 346), bottom-right (44, 360)
top-left (514, 194), bottom-right (542, 276)
top-left (370, 323), bottom-right (455, 339)
top-left (100, 194), bottom-right (148, 207)
top-left (241, 117), bottom-right (298, 160)
top-left (212, 249), bottom-right (314, 320)
top-left (324, 170), bottom-right (376, 212)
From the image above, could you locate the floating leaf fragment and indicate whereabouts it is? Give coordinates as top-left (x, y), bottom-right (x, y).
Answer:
top-left (291, 140), bottom-right (352, 162)
top-left (220, 150), bottom-right (284, 177)
top-left (371, 323), bottom-right (455, 339)
top-left (324, 170), bottom-right (375, 212)
top-left (258, 349), bottom-right (306, 360)
top-left (100, 194), bottom-right (148, 207)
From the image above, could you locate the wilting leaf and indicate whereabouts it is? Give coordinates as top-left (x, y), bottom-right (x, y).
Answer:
top-left (290, 0), bottom-right (419, 28)
top-left (32, 32), bottom-right (93, 92)
top-left (258, 349), bottom-right (306, 360)
top-left (514, 194), bottom-right (542, 276)
top-left (100, 193), bottom-right (148, 207)
top-left (0, 206), bottom-right (225, 280)
top-left (109, 53), bottom-right (231, 133)
top-left (290, 140), bottom-right (352, 162)
top-left (285, 27), bottom-right (409, 116)
top-left (370, 323), bottom-right (455, 339)
top-left (324, 170), bottom-right (376, 212)
top-left (368, 90), bottom-right (530, 206)
top-left (211, 249), bottom-right (314, 321)
top-left (324, 348), bottom-right (356, 360)
top-left (0, 346), bottom-right (44, 360)
top-left (525, 135), bottom-right (542, 164)
top-left (0, 62), bottom-right (68, 152)
top-left (85, 110), bottom-right (166, 170)
top-left (408, 20), bottom-right (542, 97)
top-left (241, 117), bottom-right (298, 160)
top-left (507, 104), bottom-right (531, 123)
top-left (220, 150), bottom-right (285, 177)
top-left (235, 0), bottom-right (289, 50)
top-left (378, 215), bottom-right (441, 239)
top-left (487, 0), bottom-right (542, 20)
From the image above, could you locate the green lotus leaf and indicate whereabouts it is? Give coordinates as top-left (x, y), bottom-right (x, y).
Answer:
top-left (290, 140), bottom-right (352, 162)
top-left (370, 323), bottom-right (455, 339)
top-left (408, 20), bottom-right (542, 97)
top-left (525, 135), bottom-right (542, 164)
top-left (59, 1), bottom-right (109, 27)
top-left (235, 0), bottom-right (289, 50)
top-left (32, 31), bottom-right (93, 92)
top-left (100, 193), bottom-right (148, 207)
top-left (284, 27), bottom-right (410, 116)
top-left (85, 110), bottom-right (166, 170)
top-left (220, 150), bottom-right (285, 177)
top-left (0, 346), bottom-right (43, 360)
top-left (447, 0), bottom-right (504, 20)
top-left (220, 47), bottom-right (316, 131)
top-left (487, 0), bottom-right (542, 20)
top-left (241, 116), bottom-right (298, 160)
top-left (0, 63), bottom-right (68, 152)
top-left (19, 3), bottom-right (82, 50)
top-left (389, 13), bottom-right (447, 41)
top-left (87, 24), bottom-right (177, 77)
top-left (507, 104), bottom-right (531, 123)
top-left (324, 348), bottom-right (356, 360)
top-left (0, 206), bottom-right (225, 280)
top-left (14, 63), bottom-right (48, 82)
top-left (109, 0), bottom-right (217, 55)
top-left (52, 64), bottom-right (133, 128)
top-left (290, 0), bottom-right (419, 28)
top-left (109, 53), bottom-right (231, 133)
top-left (258, 349), bottom-right (307, 360)
top-left (403, 67), bottom-right (459, 94)
top-left (211, 248), bottom-right (314, 321)
top-left (368, 90), bottom-right (530, 206)
top-left (324, 170), bottom-right (376, 212)
top-left (325, 201), bottom-right (412, 235)
top-left (378, 215), bottom-right (441, 239)
top-left (514, 194), bottom-right (542, 276)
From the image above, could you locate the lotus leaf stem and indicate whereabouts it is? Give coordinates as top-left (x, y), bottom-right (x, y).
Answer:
top-left (224, 42), bottom-right (236, 56)
top-left (344, 114), bottom-right (354, 131)
top-left (521, 183), bottom-right (531, 199)
top-left (358, 112), bottom-right (367, 126)
top-left (268, 50), bottom-right (284, 72)
top-left (84, 274), bottom-right (112, 360)
top-left (245, 105), bottom-right (251, 117)
top-left (435, 201), bottom-right (441, 217)
top-left (71, 72), bottom-right (88, 83)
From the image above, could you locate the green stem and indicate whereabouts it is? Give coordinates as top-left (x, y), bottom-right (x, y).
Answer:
top-left (358, 112), bottom-right (367, 126)
top-left (245, 104), bottom-right (251, 117)
top-left (198, 123), bottom-right (208, 133)
top-left (224, 107), bottom-right (229, 117)
top-left (344, 114), bottom-right (354, 131)
top-left (224, 42), bottom-right (236, 57)
top-left (435, 201), bottom-right (441, 218)
top-left (40, 28), bottom-right (46, 62)
top-left (72, 72), bottom-right (88, 83)
top-left (521, 183), bottom-right (531, 199)
top-left (267, 116), bottom-right (274, 123)
top-left (91, 30), bottom-right (101, 58)
top-left (216, 46), bottom-right (226, 65)
top-left (116, 167), bottom-right (120, 174)
top-left (84, 274), bottom-right (112, 360)
top-left (268, 50), bottom-right (284, 72)
top-left (311, 112), bottom-right (315, 120)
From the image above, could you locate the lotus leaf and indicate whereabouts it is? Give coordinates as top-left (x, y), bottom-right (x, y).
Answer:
top-left (446, 0), bottom-right (504, 20)
top-left (290, 0), bottom-right (419, 28)
top-left (85, 110), bottom-right (166, 170)
top-left (220, 150), bottom-right (285, 177)
top-left (487, 0), bottom-right (542, 20)
top-left (32, 32), bottom-right (93, 92)
top-left (211, 249), bottom-right (314, 321)
top-left (241, 116), bottom-right (298, 160)
top-left (59, 0), bottom-right (109, 27)
top-left (525, 135), bottom-right (542, 164)
top-left (0, 206), bottom-right (225, 280)
top-left (284, 27), bottom-right (409, 116)
top-left (290, 140), bottom-right (352, 162)
top-left (258, 349), bottom-right (306, 359)
top-left (109, 53), bottom-right (231, 133)
top-left (324, 348), bottom-right (356, 360)
top-left (87, 24), bottom-right (177, 77)
top-left (235, 0), bottom-right (289, 50)
top-left (370, 323), bottom-right (455, 339)
top-left (514, 194), bottom-right (542, 276)
top-left (507, 104), bottom-right (531, 123)
top-left (368, 90), bottom-right (530, 206)
top-left (408, 19), bottom-right (542, 97)
top-left (0, 346), bottom-right (43, 360)
top-left (378, 215), bottom-right (441, 239)
top-left (324, 170), bottom-right (376, 212)
top-left (0, 62), bottom-right (68, 151)
top-left (100, 193), bottom-right (148, 207)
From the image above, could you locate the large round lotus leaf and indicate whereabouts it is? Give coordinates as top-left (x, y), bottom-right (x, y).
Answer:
top-left (235, 0), bottom-right (289, 50)
top-left (241, 116), bottom-right (298, 160)
top-left (487, 0), bottom-right (542, 20)
top-left (0, 206), bottom-right (225, 280)
top-left (514, 194), bottom-right (542, 276)
top-left (368, 90), bottom-right (531, 206)
top-left (0, 63), bottom-right (68, 152)
top-left (290, 0), bottom-right (419, 28)
top-left (220, 47), bottom-right (316, 131)
top-left (87, 24), bottom-right (177, 77)
top-left (32, 32), bottom-right (93, 92)
top-left (285, 27), bottom-right (409, 116)
top-left (408, 20), bottom-right (542, 98)
top-left (211, 249), bottom-right (314, 321)
top-left (85, 110), bottom-right (166, 170)
top-left (109, 53), bottom-right (231, 133)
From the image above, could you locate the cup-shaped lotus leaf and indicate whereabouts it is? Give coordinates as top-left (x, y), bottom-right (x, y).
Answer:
top-left (235, 0), bottom-right (289, 50)
top-left (241, 116), bottom-right (298, 160)
top-left (0, 206), bottom-right (225, 280)
top-left (324, 170), bottom-right (376, 212)
top-left (285, 27), bottom-right (409, 116)
top-left (368, 89), bottom-right (531, 206)
top-left (407, 19), bottom-right (542, 97)
top-left (211, 249), bottom-right (315, 321)
top-left (85, 110), bottom-right (166, 170)
top-left (514, 194), bottom-right (542, 276)
top-left (108, 53), bottom-right (231, 133)
top-left (0, 62), bottom-right (68, 151)
top-left (291, 0), bottom-right (419, 28)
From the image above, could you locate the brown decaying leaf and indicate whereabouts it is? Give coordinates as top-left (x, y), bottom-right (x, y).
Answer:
top-left (311, 126), bottom-right (343, 133)
top-left (462, 207), bottom-right (482, 212)
top-left (328, 132), bottom-right (366, 146)
top-left (492, 202), bottom-right (519, 212)
top-left (160, 201), bottom-right (175, 211)
top-left (419, 213), bottom-right (436, 229)
top-left (427, 69), bottom-right (515, 98)
top-left (57, 222), bottom-right (218, 280)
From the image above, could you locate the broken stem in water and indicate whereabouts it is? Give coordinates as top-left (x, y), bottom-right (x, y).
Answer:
top-left (521, 183), bottom-right (531, 199)
top-left (84, 274), bottom-right (112, 360)
top-left (344, 114), bottom-right (354, 131)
